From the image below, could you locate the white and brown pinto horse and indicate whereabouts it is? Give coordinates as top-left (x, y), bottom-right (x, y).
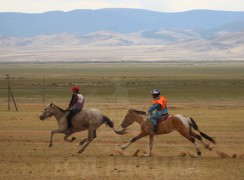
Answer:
top-left (39, 103), bottom-right (125, 153)
top-left (120, 109), bottom-right (216, 156)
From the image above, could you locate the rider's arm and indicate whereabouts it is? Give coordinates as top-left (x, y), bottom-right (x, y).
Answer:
top-left (148, 104), bottom-right (161, 113)
top-left (69, 94), bottom-right (78, 108)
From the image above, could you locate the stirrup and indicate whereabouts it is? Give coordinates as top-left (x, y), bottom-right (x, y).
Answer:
top-left (66, 128), bottom-right (73, 133)
top-left (150, 131), bottom-right (156, 136)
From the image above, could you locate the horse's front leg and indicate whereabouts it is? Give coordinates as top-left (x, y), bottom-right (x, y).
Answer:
top-left (121, 133), bottom-right (144, 150)
top-left (143, 134), bottom-right (154, 157)
top-left (49, 129), bottom-right (65, 147)
top-left (64, 131), bottom-right (76, 143)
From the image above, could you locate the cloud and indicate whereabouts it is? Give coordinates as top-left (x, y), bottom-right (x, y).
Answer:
top-left (0, 0), bottom-right (243, 13)
top-left (0, 0), bottom-right (141, 13)
top-left (139, 0), bottom-right (244, 12)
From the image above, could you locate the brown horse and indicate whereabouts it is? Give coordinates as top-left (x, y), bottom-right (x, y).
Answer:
top-left (39, 103), bottom-right (125, 153)
top-left (120, 109), bottom-right (216, 156)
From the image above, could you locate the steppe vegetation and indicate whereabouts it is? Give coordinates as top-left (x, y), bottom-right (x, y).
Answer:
top-left (0, 63), bottom-right (243, 179)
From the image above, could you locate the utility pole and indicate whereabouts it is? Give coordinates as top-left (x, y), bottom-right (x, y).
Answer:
top-left (5, 74), bottom-right (18, 112)
top-left (7, 74), bottom-right (10, 111)
top-left (43, 76), bottom-right (46, 104)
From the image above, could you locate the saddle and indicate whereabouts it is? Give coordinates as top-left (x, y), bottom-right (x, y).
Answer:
top-left (157, 114), bottom-right (169, 124)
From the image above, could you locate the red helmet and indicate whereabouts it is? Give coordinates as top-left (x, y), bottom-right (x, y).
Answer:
top-left (71, 86), bottom-right (79, 91)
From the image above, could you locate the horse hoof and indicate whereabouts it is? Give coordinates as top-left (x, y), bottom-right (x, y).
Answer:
top-left (79, 140), bottom-right (87, 145)
top-left (121, 146), bottom-right (127, 150)
top-left (49, 144), bottom-right (52, 148)
top-left (78, 150), bottom-right (83, 154)
top-left (142, 153), bottom-right (151, 157)
top-left (205, 144), bottom-right (213, 151)
top-left (196, 148), bottom-right (201, 156)
top-left (71, 137), bottom-right (76, 142)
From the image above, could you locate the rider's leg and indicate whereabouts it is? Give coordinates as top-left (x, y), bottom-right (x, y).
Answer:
top-left (150, 113), bottom-right (158, 133)
top-left (67, 110), bottom-right (75, 128)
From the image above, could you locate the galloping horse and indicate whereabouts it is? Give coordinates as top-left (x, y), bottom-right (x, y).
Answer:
top-left (39, 103), bottom-right (125, 153)
top-left (120, 109), bottom-right (216, 156)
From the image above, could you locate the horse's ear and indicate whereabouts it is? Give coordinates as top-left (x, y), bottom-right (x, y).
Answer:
top-left (50, 102), bottom-right (57, 107)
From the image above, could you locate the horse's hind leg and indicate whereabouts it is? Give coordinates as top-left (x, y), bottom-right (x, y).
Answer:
top-left (79, 130), bottom-right (97, 145)
top-left (190, 130), bottom-right (212, 151)
top-left (78, 128), bottom-right (95, 153)
top-left (178, 129), bottom-right (201, 156)
top-left (79, 138), bottom-right (87, 145)
top-left (143, 134), bottom-right (154, 157)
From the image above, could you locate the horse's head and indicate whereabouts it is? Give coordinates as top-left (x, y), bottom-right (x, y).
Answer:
top-left (39, 103), bottom-right (56, 120)
top-left (121, 109), bottom-right (147, 128)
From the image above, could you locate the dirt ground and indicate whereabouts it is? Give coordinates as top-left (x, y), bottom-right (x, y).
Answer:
top-left (0, 101), bottom-right (243, 180)
top-left (0, 62), bottom-right (243, 179)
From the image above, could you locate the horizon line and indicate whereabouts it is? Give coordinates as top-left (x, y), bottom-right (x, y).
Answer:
top-left (1, 7), bottom-right (244, 14)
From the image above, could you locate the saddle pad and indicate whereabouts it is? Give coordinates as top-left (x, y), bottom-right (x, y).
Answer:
top-left (157, 114), bottom-right (169, 124)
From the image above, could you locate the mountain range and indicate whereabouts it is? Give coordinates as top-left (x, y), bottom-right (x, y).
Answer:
top-left (0, 8), bottom-right (244, 62)
top-left (1, 8), bottom-right (244, 37)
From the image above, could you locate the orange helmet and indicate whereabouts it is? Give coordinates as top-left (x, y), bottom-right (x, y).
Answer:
top-left (72, 86), bottom-right (79, 91)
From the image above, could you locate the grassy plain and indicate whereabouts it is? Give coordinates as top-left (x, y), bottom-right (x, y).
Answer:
top-left (0, 63), bottom-right (244, 179)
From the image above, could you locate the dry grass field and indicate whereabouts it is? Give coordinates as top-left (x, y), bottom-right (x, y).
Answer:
top-left (0, 63), bottom-right (244, 179)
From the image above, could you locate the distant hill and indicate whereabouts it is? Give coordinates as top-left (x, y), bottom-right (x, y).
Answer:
top-left (0, 31), bottom-right (161, 47)
top-left (1, 8), bottom-right (244, 37)
top-left (0, 30), bottom-right (243, 62)
top-left (1, 8), bottom-right (244, 62)
top-left (1, 28), bottom-right (244, 47)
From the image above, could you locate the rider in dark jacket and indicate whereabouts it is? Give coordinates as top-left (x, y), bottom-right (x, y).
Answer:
top-left (67, 86), bottom-right (84, 128)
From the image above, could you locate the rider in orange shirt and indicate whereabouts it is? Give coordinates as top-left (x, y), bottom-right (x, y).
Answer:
top-left (148, 89), bottom-right (169, 134)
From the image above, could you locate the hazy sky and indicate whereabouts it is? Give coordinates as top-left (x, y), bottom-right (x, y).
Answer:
top-left (0, 0), bottom-right (244, 13)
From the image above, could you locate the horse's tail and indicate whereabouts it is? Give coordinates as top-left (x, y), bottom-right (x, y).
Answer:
top-left (102, 115), bottom-right (126, 135)
top-left (102, 115), bottom-right (114, 128)
top-left (189, 117), bottom-right (216, 144)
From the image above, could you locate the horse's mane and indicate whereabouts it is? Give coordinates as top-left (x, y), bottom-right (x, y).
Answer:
top-left (131, 109), bottom-right (147, 115)
top-left (56, 106), bottom-right (68, 112)
top-left (51, 103), bottom-right (69, 112)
